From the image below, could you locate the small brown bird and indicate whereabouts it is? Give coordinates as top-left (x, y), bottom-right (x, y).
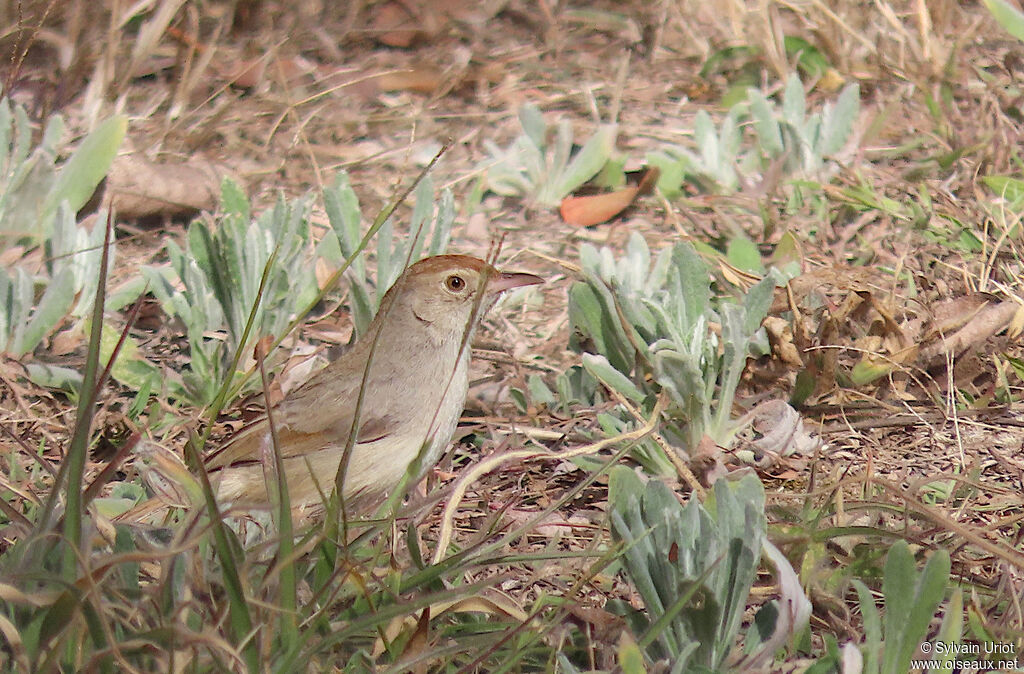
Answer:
top-left (205, 254), bottom-right (543, 515)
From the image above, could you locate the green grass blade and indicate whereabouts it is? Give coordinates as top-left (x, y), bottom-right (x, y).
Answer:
top-left (984, 0), bottom-right (1024, 42)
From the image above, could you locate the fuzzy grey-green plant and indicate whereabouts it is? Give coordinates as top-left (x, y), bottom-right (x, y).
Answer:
top-left (145, 179), bottom-right (320, 405)
top-left (481, 103), bottom-right (616, 207)
top-left (0, 99), bottom-right (125, 245)
top-left (608, 469), bottom-right (805, 671)
top-left (325, 171), bottom-right (453, 337)
top-left (0, 265), bottom-right (74, 358)
top-left (0, 99), bottom-right (126, 364)
top-left (647, 75), bottom-right (859, 197)
top-left (852, 541), bottom-right (952, 674)
top-left (647, 107), bottom-right (749, 196)
top-left (569, 233), bottom-right (774, 455)
top-left (747, 73), bottom-right (859, 176)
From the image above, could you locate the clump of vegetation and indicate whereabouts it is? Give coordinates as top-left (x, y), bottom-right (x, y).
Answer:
top-left (0, 98), bottom-right (126, 367)
top-left (569, 232), bottom-right (775, 454)
top-left (481, 102), bottom-right (617, 207)
top-left (143, 179), bottom-right (321, 406)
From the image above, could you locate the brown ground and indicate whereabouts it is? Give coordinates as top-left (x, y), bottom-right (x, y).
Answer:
top-left (3, 0), bottom-right (1024, 662)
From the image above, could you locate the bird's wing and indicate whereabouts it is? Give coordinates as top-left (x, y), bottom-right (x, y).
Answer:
top-left (205, 361), bottom-right (394, 470)
top-left (205, 409), bottom-right (394, 470)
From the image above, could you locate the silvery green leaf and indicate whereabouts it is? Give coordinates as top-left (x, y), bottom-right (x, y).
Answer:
top-left (509, 387), bottom-right (528, 414)
top-left (748, 88), bottom-right (783, 157)
top-left (25, 362), bottom-right (82, 392)
top-left (621, 296), bottom-right (659, 340)
top-left (652, 348), bottom-right (706, 410)
top-left (407, 176), bottom-right (435, 261)
top-left (220, 177), bottom-right (249, 220)
top-left (44, 202), bottom-right (74, 276)
top-left (549, 124), bottom-right (616, 205)
top-left (695, 111), bottom-right (719, 171)
top-left (646, 245), bottom-right (673, 296)
top-left (518, 103), bottom-right (546, 150)
top-left (11, 103), bottom-right (32, 171)
top-left (324, 172), bottom-right (366, 278)
top-left (0, 99), bottom-right (12, 171)
top-left (39, 110), bottom-right (65, 155)
top-left (705, 476), bottom-right (765, 663)
top-left (187, 220), bottom-right (212, 276)
top-left (568, 282), bottom-right (608, 350)
top-left (714, 304), bottom-right (749, 437)
top-left (645, 149), bottom-right (686, 198)
top-left (881, 542), bottom-right (951, 674)
top-left (578, 242), bottom-right (601, 274)
top-left (550, 119), bottom-right (573, 184)
top-left (556, 371), bottom-right (574, 409)
top-left (429, 188), bottom-right (454, 255)
top-left (624, 232), bottom-right (649, 293)
top-left (98, 322), bottom-right (160, 392)
top-left (984, 0), bottom-right (1024, 42)
top-left (693, 110), bottom-right (714, 149)
top-left (782, 73), bottom-right (806, 128)
top-left (567, 281), bottom-right (632, 373)
top-left (107, 275), bottom-right (148, 312)
top-left (486, 168), bottom-right (534, 197)
top-left (7, 268), bottom-right (32, 353)
top-left (819, 83), bottom-right (860, 156)
top-left (726, 233), bottom-right (763, 274)
top-left (50, 204), bottom-right (114, 318)
top-left (1, 153), bottom-right (54, 239)
top-left (315, 229), bottom-right (343, 265)
top-left (803, 115), bottom-right (823, 170)
top-left (350, 282), bottom-right (374, 337)
top-left (515, 135), bottom-right (545, 187)
top-left (527, 374), bottom-right (556, 406)
top-left (18, 267), bottom-right (74, 357)
top-left (609, 467), bottom-right (768, 667)
top-left (0, 270), bottom-right (9, 352)
top-left (742, 276), bottom-right (775, 336)
top-left (599, 246), bottom-right (616, 282)
top-left (142, 265), bottom-right (174, 310)
top-left (670, 243), bottom-right (711, 332)
top-left (582, 353), bottom-right (644, 403)
top-left (720, 107), bottom-right (742, 161)
top-left (41, 114), bottom-right (126, 234)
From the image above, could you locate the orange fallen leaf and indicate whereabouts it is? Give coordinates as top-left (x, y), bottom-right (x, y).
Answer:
top-left (559, 166), bottom-right (660, 227)
top-left (560, 187), bottom-right (639, 227)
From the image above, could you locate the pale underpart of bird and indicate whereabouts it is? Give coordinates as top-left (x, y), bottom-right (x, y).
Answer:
top-left (204, 254), bottom-right (543, 515)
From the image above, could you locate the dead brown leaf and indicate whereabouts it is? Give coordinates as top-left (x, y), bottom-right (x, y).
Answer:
top-left (917, 298), bottom-right (1021, 366)
top-left (736, 399), bottom-right (821, 468)
top-left (764, 316), bottom-right (803, 367)
top-left (105, 155), bottom-right (239, 222)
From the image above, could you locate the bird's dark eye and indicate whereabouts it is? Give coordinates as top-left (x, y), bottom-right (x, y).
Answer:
top-left (445, 274), bottom-right (466, 292)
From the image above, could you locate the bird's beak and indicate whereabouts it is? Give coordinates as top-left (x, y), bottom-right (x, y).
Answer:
top-left (488, 270), bottom-right (544, 295)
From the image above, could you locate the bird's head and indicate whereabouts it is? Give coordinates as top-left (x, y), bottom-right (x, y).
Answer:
top-left (381, 255), bottom-right (543, 340)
